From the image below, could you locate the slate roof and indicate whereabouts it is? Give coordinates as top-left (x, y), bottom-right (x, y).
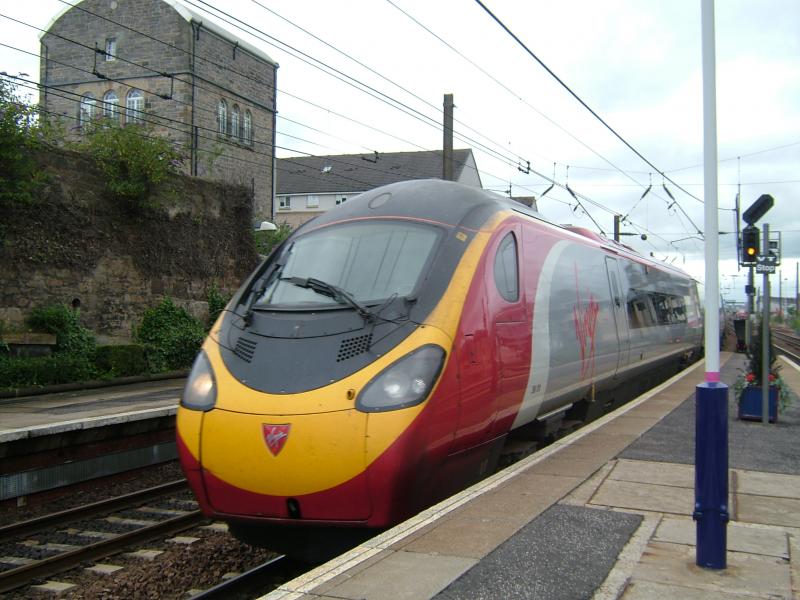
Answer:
top-left (276, 149), bottom-right (477, 195)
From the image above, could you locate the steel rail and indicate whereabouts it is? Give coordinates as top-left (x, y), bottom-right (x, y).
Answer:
top-left (0, 510), bottom-right (205, 594)
top-left (188, 554), bottom-right (308, 599)
top-left (774, 342), bottom-right (800, 365)
top-left (0, 479), bottom-right (188, 543)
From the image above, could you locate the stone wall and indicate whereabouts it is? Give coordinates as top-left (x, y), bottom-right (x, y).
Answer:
top-left (0, 148), bottom-right (259, 344)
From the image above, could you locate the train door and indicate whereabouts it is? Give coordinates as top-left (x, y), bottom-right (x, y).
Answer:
top-left (604, 256), bottom-right (629, 376)
top-left (490, 227), bottom-right (530, 437)
top-left (452, 225), bottom-right (528, 452)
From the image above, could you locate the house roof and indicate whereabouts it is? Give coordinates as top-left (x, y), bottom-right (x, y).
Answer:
top-left (276, 149), bottom-right (477, 195)
top-left (41, 0), bottom-right (277, 66)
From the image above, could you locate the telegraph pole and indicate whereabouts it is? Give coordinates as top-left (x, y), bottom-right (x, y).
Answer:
top-left (443, 93), bottom-right (454, 181)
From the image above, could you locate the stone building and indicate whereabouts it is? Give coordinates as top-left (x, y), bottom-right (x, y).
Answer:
top-left (39, 0), bottom-right (277, 219)
top-left (275, 149), bottom-right (482, 228)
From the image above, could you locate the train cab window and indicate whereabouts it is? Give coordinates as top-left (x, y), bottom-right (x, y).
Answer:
top-left (494, 232), bottom-right (519, 302)
top-left (256, 221), bottom-right (440, 308)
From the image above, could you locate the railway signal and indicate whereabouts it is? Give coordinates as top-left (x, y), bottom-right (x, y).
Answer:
top-left (741, 226), bottom-right (759, 266)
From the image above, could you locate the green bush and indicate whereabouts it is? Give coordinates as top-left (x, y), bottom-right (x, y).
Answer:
top-left (136, 297), bottom-right (204, 371)
top-left (0, 75), bottom-right (46, 206)
top-left (206, 283), bottom-right (230, 329)
top-left (77, 121), bottom-right (184, 206)
top-left (0, 354), bottom-right (98, 389)
top-left (94, 344), bottom-right (148, 377)
top-left (254, 222), bottom-right (292, 257)
top-left (26, 305), bottom-right (96, 357)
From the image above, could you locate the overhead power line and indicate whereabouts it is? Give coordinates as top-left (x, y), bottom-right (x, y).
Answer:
top-left (385, 0), bottom-right (698, 240)
top-left (472, 0), bottom-right (705, 229)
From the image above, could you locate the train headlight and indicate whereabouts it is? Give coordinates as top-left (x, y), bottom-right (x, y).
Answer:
top-left (181, 350), bottom-right (217, 411)
top-left (356, 345), bottom-right (445, 412)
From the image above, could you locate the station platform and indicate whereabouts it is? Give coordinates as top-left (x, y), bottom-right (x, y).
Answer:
top-left (0, 379), bottom-right (184, 503)
top-left (263, 352), bottom-right (800, 600)
top-left (0, 378), bottom-right (183, 444)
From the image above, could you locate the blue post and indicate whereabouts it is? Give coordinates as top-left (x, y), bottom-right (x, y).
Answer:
top-left (694, 381), bottom-right (729, 569)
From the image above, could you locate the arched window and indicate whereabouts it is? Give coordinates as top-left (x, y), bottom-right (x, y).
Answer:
top-left (79, 93), bottom-right (95, 128)
top-left (126, 90), bottom-right (144, 124)
top-left (103, 90), bottom-right (119, 120)
top-left (231, 105), bottom-right (240, 139)
top-left (217, 100), bottom-right (227, 135)
top-left (243, 110), bottom-right (252, 145)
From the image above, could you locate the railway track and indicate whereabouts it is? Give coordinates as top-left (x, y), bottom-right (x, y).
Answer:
top-left (773, 326), bottom-right (800, 363)
top-left (0, 480), bottom-right (203, 594)
top-left (190, 554), bottom-right (310, 600)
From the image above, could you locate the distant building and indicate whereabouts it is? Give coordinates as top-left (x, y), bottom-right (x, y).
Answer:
top-left (275, 149), bottom-right (482, 228)
top-left (511, 196), bottom-right (539, 211)
top-left (39, 0), bottom-right (277, 219)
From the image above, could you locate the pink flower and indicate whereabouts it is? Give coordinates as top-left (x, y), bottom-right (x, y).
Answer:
top-left (745, 373), bottom-right (755, 383)
top-left (768, 373), bottom-right (776, 382)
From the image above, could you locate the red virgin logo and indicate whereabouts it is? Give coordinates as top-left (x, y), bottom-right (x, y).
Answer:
top-left (262, 424), bottom-right (290, 456)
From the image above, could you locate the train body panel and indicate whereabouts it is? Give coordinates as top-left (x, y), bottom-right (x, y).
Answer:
top-left (176, 179), bottom-right (703, 541)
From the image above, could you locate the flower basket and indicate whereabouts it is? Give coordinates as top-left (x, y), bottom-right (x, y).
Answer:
top-left (737, 386), bottom-right (779, 423)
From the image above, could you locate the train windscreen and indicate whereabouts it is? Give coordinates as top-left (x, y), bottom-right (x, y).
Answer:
top-left (253, 221), bottom-right (440, 309)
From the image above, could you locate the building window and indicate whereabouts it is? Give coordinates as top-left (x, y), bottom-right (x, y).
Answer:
top-left (105, 38), bottom-right (116, 61)
top-left (243, 110), bottom-right (252, 145)
top-left (231, 104), bottom-right (240, 139)
top-left (217, 100), bottom-right (227, 135)
top-left (103, 90), bottom-right (119, 120)
top-left (126, 89), bottom-right (144, 124)
top-left (278, 196), bottom-right (291, 210)
top-left (79, 93), bottom-right (95, 128)
top-left (336, 196), bottom-right (348, 205)
top-left (306, 195), bottom-right (319, 208)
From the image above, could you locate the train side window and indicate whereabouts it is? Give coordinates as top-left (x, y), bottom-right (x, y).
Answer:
top-left (493, 232), bottom-right (519, 302)
top-left (627, 290), bottom-right (655, 328)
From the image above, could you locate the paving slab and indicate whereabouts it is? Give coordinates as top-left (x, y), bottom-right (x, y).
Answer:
top-left (561, 462), bottom-right (615, 506)
top-left (653, 516), bottom-right (789, 558)
top-left (789, 533), bottom-right (800, 599)
top-left (595, 414), bottom-right (662, 436)
top-left (590, 479), bottom-right (694, 515)
top-left (609, 459), bottom-right (693, 489)
top-left (622, 579), bottom-right (753, 599)
top-left (631, 540), bottom-right (791, 598)
top-left (463, 473), bottom-right (583, 520)
top-left (735, 469), bottom-right (800, 499)
top-left (736, 493), bottom-right (800, 528)
top-left (397, 509), bottom-right (527, 559)
top-left (319, 550), bottom-right (476, 600)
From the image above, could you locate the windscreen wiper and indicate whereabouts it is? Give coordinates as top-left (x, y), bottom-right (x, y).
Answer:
top-left (281, 277), bottom-right (375, 321)
top-left (242, 260), bottom-right (286, 326)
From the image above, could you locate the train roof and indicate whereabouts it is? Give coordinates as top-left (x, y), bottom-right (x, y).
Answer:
top-left (300, 179), bottom-right (695, 282)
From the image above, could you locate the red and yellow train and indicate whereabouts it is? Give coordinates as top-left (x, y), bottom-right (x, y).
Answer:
top-left (177, 179), bottom-right (702, 557)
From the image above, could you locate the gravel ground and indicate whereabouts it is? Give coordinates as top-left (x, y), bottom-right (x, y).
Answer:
top-left (0, 461), bottom-right (185, 527)
top-left (8, 526), bottom-right (279, 599)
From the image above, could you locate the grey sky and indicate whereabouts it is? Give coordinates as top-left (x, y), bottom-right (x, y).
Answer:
top-left (1, 0), bottom-right (797, 302)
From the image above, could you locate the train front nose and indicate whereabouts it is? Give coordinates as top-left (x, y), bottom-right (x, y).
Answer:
top-left (198, 407), bottom-right (372, 521)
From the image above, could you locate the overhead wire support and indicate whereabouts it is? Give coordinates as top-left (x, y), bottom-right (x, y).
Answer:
top-left (472, 0), bottom-right (704, 208)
